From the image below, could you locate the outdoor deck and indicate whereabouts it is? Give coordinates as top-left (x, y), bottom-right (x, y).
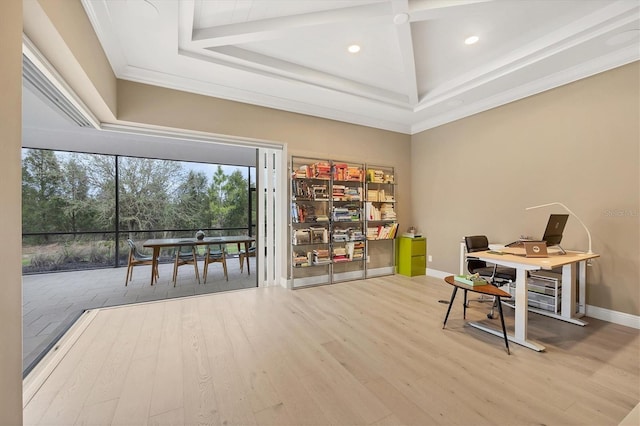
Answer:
top-left (22, 256), bottom-right (256, 373)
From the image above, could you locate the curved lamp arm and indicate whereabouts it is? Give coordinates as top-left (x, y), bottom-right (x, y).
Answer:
top-left (526, 202), bottom-right (593, 254)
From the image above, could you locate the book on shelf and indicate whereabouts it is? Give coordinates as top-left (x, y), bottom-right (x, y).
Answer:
top-left (366, 223), bottom-right (398, 240)
top-left (313, 249), bottom-right (331, 264)
top-left (293, 251), bottom-right (310, 267)
top-left (454, 274), bottom-right (489, 286)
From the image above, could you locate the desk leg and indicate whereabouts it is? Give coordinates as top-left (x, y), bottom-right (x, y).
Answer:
top-left (556, 262), bottom-right (588, 326)
top-left (471, 267), bottom-right (546, 351)
top-left (513, 268), bottom-right (528, 342)
top-left (151, 247), bottom-right (160, 286)
top-left (578, 260), bottom-right (587, 317)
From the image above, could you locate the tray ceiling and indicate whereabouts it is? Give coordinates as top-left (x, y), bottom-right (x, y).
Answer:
top-left (82, 0), bottom-right (640, 134)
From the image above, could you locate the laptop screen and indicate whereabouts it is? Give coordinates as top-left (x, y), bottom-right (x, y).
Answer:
top-left (542, 214), bottom-right (569, 246)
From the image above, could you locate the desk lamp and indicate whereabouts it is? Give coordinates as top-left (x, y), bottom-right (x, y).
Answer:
top-left (526, 202), bottom-right (593, 254)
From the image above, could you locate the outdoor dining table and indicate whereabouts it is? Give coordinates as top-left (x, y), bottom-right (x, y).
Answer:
top-left (143, 236), bottom-right (255, 285)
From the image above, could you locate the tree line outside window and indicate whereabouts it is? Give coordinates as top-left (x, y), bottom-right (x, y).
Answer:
top-left (21, 148), bottom-right (255, 273)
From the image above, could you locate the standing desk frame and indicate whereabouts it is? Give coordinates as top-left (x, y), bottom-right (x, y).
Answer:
top-left (462, 248), bottom-right (599, 351)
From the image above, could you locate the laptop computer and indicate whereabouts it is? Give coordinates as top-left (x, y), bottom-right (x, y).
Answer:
top-left (523, 241), bottom-right (548, 258)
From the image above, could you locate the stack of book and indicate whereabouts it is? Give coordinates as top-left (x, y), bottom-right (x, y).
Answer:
top-left (293, 251), bottom-right (310, 267)
top-left (344, 187), bottom-right (362, 201)
top-left (332, 207), bottom-right (351, 222)
top-left (332, 185), bottom-right (346, 200)
top-left (454, 274), bottom-right (488, 286)
top-left (313, 249), bottom-right (331, 264)
top-left (346, 241), bottom-right (365, 260)
top-left (349, 229), bottom-right (365, 241)
top-left (332, 229), bottom-right (349, 242)
top-left (312, 162), bottom-right (331, 179)
top-left (346, 166), bottom-right (363, 182)
top-left (367, 169), bottom-right (385, 183)
top-left (380, 203), bottom-right (396, 220)
top-left (293, 165), bottom-right (308, 178)
top-left (332, 247), bottom-right (349, 262)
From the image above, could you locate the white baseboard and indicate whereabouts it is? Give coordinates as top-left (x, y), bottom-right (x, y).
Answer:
top-left (426, 268), bottom-right (450, 279)
top-left (586, 304), bottom-right (640, 329)
top-left (426, 269), bottom-right (640, 330)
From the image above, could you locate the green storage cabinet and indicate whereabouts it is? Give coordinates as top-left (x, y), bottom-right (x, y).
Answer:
top-left (396, 237), bottom-right (426, 277)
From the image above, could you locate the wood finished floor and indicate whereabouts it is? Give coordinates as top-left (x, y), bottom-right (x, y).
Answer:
top-left (23, 274), bottom-right (639, 426)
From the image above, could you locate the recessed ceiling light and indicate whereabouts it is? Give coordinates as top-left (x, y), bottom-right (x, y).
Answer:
top-left (348, 44), bottom-right (361, 54)
top-left (464, 36), bottom-right (479, 45)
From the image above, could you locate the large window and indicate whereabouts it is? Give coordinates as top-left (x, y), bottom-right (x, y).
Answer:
top-left (21, 148), bottom-right (256, 273)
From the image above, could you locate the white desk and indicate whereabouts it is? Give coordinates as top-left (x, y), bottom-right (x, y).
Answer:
top-left (464, 249), bottom-right (599, 351)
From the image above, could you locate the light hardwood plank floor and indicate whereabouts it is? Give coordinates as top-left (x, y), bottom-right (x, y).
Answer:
top-left (23, 274), bottom-right (639, 425)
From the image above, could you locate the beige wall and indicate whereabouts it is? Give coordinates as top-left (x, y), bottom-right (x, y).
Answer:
top-left (117, 80), bottom-right (412, 225)
top-left (412, 62), bottom-right (640, 316)
top-left (0, 0), bottom-right (24, 423)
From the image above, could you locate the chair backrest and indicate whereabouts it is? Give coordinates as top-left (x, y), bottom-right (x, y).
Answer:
top-left (465, 235), bottom-right (489, 272)
top-left (176, 242), bottom-right (196, 257)
top-left (207, 244), bottom-right (225, 256)
top-left (127, 239), bottom-right (148, 261)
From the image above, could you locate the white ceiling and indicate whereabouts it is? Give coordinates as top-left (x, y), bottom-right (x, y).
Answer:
top-left (82, 0), bottom-right (640, 134)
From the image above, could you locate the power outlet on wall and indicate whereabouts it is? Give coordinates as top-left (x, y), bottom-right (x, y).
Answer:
top-left (428, 255), bottom-right (433, 262)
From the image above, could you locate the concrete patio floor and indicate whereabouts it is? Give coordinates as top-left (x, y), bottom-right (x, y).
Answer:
top-left (22, 256), bottom-right (256, 373)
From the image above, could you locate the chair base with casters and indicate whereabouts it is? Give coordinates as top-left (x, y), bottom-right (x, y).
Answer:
top-left (464, 235), bottom-right (516, 319)
top-left (203, 245), bottom-right (228, 283)
top-left (172, 244), bottom-right (200, 286)
top-left (125, 239), bottom-right (159, 286)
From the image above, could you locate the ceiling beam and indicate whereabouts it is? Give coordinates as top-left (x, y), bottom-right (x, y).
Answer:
top-left (391, 0), bottom-right (419, 105)
top-left (409, 0), bottom-right (495, 22)
top-left (189, 46), bottom-right (411, 107)
top-left (191, 2), bottom-right (392, 47)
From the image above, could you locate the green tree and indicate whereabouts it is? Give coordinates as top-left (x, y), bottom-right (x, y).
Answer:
top-left (208, 166), bottom-right (228, 228)
top-left (221, 170), bottom-right (248, 228)
top-left (117, 157), bottom-right (182, 233)
top-left (22, 149), bottom-right (66, 235)
top-left (61, 154), bottom-right (96, 232)
top-left (174, 170), bottom-right (211, 229)
top-left (88, 154), bottom-right (116, 230)
top-left (89, 156), bottom-right (183, 235)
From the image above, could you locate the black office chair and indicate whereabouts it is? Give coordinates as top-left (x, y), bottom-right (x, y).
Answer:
top-left (465, 235), bottom-right (516, 319)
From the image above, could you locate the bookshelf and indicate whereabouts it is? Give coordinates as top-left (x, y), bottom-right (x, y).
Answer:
top-left (365, 164), bottom-right (398, 277)
top-left (290, 157), bottom-right (397, 288)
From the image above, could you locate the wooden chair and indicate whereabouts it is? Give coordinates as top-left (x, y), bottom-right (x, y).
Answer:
top-left (172, 243), bottom-right (200, 286)
top-left (125, 239), bottom-right (158, 286)
top-left (239, 243), bottom-right (256, 274)
top-left (203, 244), bottom-right (228, 283)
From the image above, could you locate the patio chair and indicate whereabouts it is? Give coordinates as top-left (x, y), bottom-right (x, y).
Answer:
top-left (172, 242), bottom-right (200, 286)
top-left (125, 239), bottom-right (158, 286)
top-left (239, 243), bottom-right (256, 274)
top-left (203, 244), bottom-right (228, 283)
